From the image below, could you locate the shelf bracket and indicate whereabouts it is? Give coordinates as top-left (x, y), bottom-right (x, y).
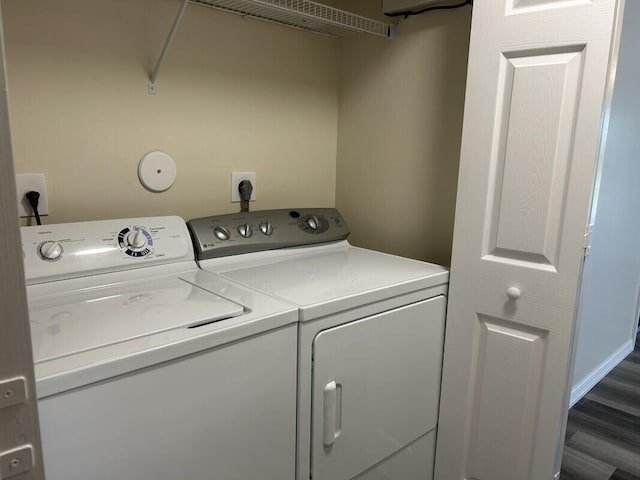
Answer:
top-left (149, 0), bottom-right (190, 95)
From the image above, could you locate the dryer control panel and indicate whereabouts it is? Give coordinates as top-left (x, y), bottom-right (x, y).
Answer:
top-left (188, 208), bottom-right (350, 259)
top-left (21, 216), bottom-right (193, 284)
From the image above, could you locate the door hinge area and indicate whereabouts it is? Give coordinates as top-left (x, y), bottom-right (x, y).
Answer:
top-left (584, 223), bottom-right (594, 257)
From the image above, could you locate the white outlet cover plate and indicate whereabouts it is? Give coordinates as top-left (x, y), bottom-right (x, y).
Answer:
top-left (16, 173), bottom-right (48, 217)
top-left (231, 172), bottom-right (256, 202)
top-left (138, 151), bottom-right (177, 192)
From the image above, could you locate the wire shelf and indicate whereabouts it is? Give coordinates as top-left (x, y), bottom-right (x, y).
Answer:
top-left (191, 0), bottom-right (399, 38)
top-left (149, 0), bottom-right (398, 94)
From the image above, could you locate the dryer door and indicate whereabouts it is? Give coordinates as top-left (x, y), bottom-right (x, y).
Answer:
top-left (311, 296), bottom-right (446, 480)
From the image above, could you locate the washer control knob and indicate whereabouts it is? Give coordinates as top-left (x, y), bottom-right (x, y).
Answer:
top-left (127, 230), bottom-right (147, 249)
top-left (259, 222), bottom-right (273, 236)
top-left (305, 215), bottom-right (320, 231)
top-left (39, 241), bottom-right (63, 261)
top-left (237, 224), bottom-right (253, 238)
top-left (214, 226), bottom-right (231, 241)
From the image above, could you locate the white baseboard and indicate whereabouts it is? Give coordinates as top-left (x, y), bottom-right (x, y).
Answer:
top-left (570, 339), bottom-right (635, 407)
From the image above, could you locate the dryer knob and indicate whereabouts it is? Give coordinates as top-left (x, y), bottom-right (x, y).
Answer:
top-left (39, 241), bottom-right (63, 261)
top-left (238, 224), bottom-right (253, 238)
top-left (214, 226), bottom-right (231, 241)
top-left (127, 230), bottom-right (147, 249)
top-left (305, 215), bottom-right (320, 231)
top-left (259, 222), bottom-right (273, 236)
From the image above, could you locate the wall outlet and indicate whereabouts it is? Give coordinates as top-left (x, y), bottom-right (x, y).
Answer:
top-left (231, 172), bottom-right (257, 203)
top-left (16, 173), bottom-right (48, 218)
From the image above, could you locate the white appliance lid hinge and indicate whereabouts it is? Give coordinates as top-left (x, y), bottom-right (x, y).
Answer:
top-left (583, 223), bottom-right (594, 257)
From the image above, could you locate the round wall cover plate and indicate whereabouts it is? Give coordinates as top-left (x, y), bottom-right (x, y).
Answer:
top-left (138, 151), bottom-right (177, 192)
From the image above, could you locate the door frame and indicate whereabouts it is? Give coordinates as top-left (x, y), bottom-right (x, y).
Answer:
top-left (564, 0), bottom-right (627, 408)
top-left (0, 2), bottom-right (45, 479)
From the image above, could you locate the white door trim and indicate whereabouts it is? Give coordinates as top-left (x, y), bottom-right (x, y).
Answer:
top-left (0, 3), bottom-right (45, 479)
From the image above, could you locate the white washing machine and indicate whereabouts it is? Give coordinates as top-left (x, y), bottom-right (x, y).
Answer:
top-left (188, 208), bottom-right (449, 480)
top-left (22, 216), bottom-right (298, 480)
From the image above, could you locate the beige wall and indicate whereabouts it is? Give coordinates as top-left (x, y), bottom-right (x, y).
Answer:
top-left (336, 2), bottom-right (471, 266)
top-left (5, 0), bottom-right (472, 265)
top-left (4, 0), bottom-right (339, 225)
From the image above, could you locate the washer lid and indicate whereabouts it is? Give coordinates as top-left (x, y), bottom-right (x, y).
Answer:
top-left (29, 276), bottom-right (244, 364)
top-left (212, 244), bottom-right (448, 321)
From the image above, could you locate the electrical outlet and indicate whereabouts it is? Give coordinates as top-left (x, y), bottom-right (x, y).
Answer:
top-left (16, 173), bottom-right (48, 218)
top-left (231, 172), bottom-right (257, 203)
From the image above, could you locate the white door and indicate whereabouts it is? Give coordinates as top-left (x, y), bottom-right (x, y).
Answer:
top-left (312, 297), bottom-right (446, 480)
top-left (435, 0), bottom-right (621, 479)
top-left (0, 4), bottom-right (45, 479)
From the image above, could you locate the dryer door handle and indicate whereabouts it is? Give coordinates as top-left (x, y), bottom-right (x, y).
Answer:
top-left (323, 380), bottom-right (342, 447)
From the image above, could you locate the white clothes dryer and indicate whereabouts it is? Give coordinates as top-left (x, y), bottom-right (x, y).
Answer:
top-left (22, 216), bottom-right (298, 480)
top-left (188, 208), bottom-right (449, 480)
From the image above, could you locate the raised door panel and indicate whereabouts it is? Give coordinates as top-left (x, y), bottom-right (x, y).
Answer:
top-left (467, 317), bottom-right (548, 478)
top-left (488, 49), bottom-right (583, 268)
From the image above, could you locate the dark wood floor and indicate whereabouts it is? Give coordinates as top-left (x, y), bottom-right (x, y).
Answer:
top-left (560, 333), bottom-right (640, 480)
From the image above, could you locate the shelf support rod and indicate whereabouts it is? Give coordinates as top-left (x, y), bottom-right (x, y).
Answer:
top-left (149, 0), bottom-right (190, 95)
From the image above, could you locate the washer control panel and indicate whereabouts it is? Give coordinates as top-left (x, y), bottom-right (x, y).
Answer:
top-left (188, 208), bottom-right (350, 259)
top-left (22, 216), bottom-right (193, 284)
